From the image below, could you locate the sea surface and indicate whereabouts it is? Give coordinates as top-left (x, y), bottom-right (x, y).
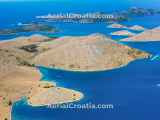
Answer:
top-left (0, 1), bottom-right (160, 120)
top-left (0, 1), bottom-right (160, 40)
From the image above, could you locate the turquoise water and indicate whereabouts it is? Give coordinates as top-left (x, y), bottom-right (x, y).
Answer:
top-left (0, 1), bottom-right (160, 120)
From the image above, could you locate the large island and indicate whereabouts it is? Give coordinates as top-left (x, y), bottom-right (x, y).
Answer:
top-left (0, 34), bottom-right (150, 120)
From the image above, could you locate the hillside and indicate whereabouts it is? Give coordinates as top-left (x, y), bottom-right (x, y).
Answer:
top-left (33, 34), bottom-right (150, 71)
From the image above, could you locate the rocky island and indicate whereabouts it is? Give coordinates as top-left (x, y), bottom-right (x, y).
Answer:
top-left (107, 23), bottom-right (146, 31)
top-left (0, 33), bottom-right (150, 120)
top-left (110, 30), bottom-right (136, 37)
top-left (128, 7), bottom-right (159, 16)
top-left (107, 23), bottom-right (127, 29)
top-left (121, 26), bottom-right (160, 42)
top-left (129, 25), bottom-right (146, 31)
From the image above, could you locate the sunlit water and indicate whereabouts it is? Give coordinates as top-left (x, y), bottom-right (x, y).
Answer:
top-left (0, 1), bottom-right (160, 120)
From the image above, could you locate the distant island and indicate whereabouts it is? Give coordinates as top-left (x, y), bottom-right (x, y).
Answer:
top-left (121, 26), bottom-right (160, 42)
top-left (108, 23), bottom-right (146, 37)
top-left (110, 30), bottom-right (136, 37)
top-left (36, 7), bottom-right (160, 24)
top-left (107, 23), bottom-right (146, 31)
top-left (0, 23), bottom-right (58, 35)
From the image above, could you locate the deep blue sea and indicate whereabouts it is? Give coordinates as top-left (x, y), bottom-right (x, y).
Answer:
top-left (0, 1), bottom-right (160, 120)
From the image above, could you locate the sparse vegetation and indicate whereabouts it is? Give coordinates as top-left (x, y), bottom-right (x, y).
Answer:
top-left (43, 84), bottom-right (54, 89)
top-left (19, 44), bottom-right (38, 53)
top-left (8, 100), bottom-right (12, 106)
top-left (19, 60), bottom-right (35, 67)
top-left (69, 64), bottom-right (75, 68)
top-left (16, 57), bottom-right (35, 67)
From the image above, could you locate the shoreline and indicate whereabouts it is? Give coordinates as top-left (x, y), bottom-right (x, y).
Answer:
top-left (26, 75), bottom-right (84, 107)
top-left (0, 102), bottom-right (12, 120)
top-left (0, 66), bottom-right (84, 120)
top-left (37, 57), bottom-right (151, 73)
top-left (0, 66), bottom-right (41, 120)
top-left (121, 40), bottom-right (160, 42)
top-left (27, 84), bottom-right (84, 107)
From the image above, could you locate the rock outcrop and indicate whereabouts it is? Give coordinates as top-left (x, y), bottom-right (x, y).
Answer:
top-left (129, 25), bottom-right (146, 31)
top-left (110, 30), bottom-right (136, 37)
